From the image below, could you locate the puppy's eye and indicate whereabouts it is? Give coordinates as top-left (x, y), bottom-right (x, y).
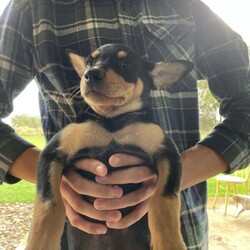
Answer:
top-left (86, 57), bottom-right (95, 67)
top-left (119, 60), bottom-right (132, 69)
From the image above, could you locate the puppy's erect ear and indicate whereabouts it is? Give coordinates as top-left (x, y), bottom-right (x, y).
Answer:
top-left (66, 49), bottom-right (86, 77)
top-left (149, 60), bottom-right (193, 89)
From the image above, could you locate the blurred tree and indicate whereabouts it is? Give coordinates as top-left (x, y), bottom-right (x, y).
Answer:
top-left (11, 114), bottom-right (43, 136)
top-left (12, 114), bottom-right (41, 128)
top-left (199, 46), bottom-right (249, 132)
top-left (198, 80), bottom-right (220, 132)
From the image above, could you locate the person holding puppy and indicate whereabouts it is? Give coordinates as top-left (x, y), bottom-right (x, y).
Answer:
top-left (0, 0), bottom-right (249, 249)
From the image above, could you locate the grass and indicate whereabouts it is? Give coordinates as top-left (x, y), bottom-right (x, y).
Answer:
top-left (0, 180), bottom-right (35, 203)
top-left (207, 172), bottom-right (250, 197)
top-left (0, 134), bottom-right (249, 203)
top-left (22, 135), bottom-right (46, 150)
top-left (207, 178), bottom-right (217, 197)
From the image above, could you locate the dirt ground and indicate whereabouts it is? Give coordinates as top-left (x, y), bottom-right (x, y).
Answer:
top-left (0, 199), bottom-right (250, 250)
top-left (207, 197), bottom-right (250, 250)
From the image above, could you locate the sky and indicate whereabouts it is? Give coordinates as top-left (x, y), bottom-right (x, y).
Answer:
top-left (202, 0), bottom-right (250, 44)
top-left (1, 0), bottom-right (250, 123)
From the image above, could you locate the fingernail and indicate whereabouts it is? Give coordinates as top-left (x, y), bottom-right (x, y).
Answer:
top-left (108, 212), bottom-right (121, 222)
top-left (95, 176), bottom-right (107, 184)
top-left (111, 156), bottom-right (120, 166)
top-left (112, 185), bottom-right (123, 197)
top-left (106, 221), bottom-right (116, 228)
top-left (96, 199), bottom-right (106, 209)
top-left (96, 165), bottom-right (105, 175)
top-left (96, 227), bottom-right (107, 234)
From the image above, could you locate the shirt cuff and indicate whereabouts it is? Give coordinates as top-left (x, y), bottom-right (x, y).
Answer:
top-left (0, 134), bottom-right (34, 184)
top-left (198, 124), bottom-right (249, 174)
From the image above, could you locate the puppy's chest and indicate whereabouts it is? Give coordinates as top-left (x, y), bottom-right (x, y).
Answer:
top-left (59, 120), bottom-right (165, 160)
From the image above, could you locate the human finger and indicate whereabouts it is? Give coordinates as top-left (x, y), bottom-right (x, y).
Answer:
top-left (63, 198), bottom-right (108, 234)
top-left (60, 179), bottom-right (122, 224)
top-left (62, 169), bottom-right (123, 199)
top-left (72, 158), bottom-right (108, 176)
top-left (106, 198), bottom-right (150, 229)
top-left (94, 178), bottom-right (157, 210)
top-left (96, 166), bottom-right (156, 185)
top-left (109, 153), bottom-right (145, 168)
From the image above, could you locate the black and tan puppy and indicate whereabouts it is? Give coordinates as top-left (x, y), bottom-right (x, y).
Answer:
top-left (26, 44), bottom-right (192, 250)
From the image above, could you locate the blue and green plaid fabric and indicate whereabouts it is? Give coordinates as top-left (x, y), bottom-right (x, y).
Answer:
top-left (0, 0), bottom-right (249, 249)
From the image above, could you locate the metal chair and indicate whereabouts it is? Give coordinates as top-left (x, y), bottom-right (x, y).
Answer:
top-left (212, 166), bottom-right (250, 215)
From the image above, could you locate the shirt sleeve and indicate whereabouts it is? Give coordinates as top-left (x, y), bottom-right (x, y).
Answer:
top-left (192, 1), bottom-right (250, 173)
top-left (0, 1), bottom-right (35, 184)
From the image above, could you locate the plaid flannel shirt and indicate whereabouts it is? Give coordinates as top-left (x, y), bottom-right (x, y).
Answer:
top-left (0, 0), bottom-right (250, 249)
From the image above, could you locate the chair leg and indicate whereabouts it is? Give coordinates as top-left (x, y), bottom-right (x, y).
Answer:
top-left (224, 183), bottom-right (230, 215)
top-left (212, 181), bottom-right (220, 208)
top-left (233, 184), bottom-right (238, 208)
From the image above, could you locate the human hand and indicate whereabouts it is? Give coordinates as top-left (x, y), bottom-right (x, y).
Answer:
top-left (60, 154), bottom-right (157, 234)
top-left (60, 158), bottom-right (123, 234)
top-left (95, 154), bottom-right (158, 229)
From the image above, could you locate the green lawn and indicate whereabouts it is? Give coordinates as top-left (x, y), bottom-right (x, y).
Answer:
top-left (207, 173), bottom-right (250, 197)
top-left (0, 180), bottom-right (35, 202)
top-left (22, 135), bottom-right (46, 150)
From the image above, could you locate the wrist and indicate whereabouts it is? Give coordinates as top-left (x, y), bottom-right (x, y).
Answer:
top-left (8, 147), bottom-right (41, 183)
top-left (180, 144), bottom-right (229, 190)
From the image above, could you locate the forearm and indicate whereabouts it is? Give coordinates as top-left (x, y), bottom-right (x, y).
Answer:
top-left (8, 147), bottom-right (40, 183)
top-left (180, 144), bottom-right (229, 190)
top-left (0, 120), bottom-right (40, 184)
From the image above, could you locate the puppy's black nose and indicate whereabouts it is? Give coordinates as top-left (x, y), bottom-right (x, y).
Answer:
top-left (84, 68), bottom-right (105, 84)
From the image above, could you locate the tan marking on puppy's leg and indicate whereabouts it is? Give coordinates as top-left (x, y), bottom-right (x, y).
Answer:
top-left (148, 160), bottom-right (186, 250)
top-left (26, 162), bottom-right (65, 250)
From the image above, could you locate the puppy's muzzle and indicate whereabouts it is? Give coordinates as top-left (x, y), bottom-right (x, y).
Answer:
top-left (84, 68), bottom-right (105, 85)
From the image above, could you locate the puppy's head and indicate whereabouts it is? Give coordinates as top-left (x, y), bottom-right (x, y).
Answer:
top-left (67, 44), bottom-right (193, 117)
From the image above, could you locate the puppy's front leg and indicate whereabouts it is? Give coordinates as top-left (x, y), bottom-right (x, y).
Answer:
top-left (26, 121), bottom-right (113, 250)
top-left (148, 159), bottom-right (186, 250)
top-left (26, 138), bottom-right (66, 250)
